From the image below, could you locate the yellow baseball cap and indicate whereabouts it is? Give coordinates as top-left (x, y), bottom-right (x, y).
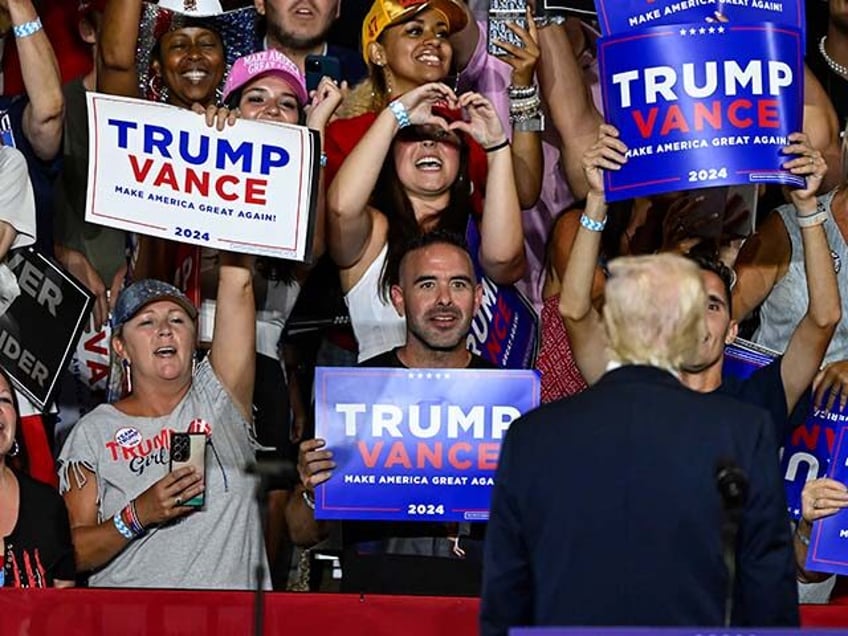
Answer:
top-left (361, 0), bottom-right (468, 63)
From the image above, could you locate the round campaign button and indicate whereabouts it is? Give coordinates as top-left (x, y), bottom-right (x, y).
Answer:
top-left (114, 427), bottom-right (142, 449)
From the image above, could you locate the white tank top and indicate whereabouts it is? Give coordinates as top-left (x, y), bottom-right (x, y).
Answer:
top-left (345, 243), bottom-right (407, 362)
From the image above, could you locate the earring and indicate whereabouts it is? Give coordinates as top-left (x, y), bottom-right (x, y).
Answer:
top-left (148, 73), bottom-right (170, 103)
top-left (453, 69), bottom-right (461, 93)
top-left (123, 358), bottom-right (133, 394)
top-left (9, 439), bottom-right (19, 457)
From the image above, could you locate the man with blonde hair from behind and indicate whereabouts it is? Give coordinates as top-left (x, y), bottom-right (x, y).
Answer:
top-left (481, 253), bottom-right (798, 634)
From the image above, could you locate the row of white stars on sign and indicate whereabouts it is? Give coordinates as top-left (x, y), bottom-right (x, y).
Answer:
top-left (680, 26), bottom-right (725, 35)
top-left (407, 372), bottom-right (451, 380)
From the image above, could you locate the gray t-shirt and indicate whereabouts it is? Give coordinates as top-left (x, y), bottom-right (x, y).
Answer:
top-left (57, 358), bottom-right (269, 589)
top-left (754, 189), bottom-right (848, 364)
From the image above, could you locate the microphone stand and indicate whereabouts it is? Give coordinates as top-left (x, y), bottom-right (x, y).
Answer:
top-left (253, 473), bottom-right (270, 636)
top-left (246, 459), bottom-right (295, 636)
top-left (716, 461), bottom-right (748, 628)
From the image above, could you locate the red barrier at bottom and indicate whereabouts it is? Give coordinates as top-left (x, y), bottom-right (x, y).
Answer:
top-left (0, 589), bottom-right (843, 635)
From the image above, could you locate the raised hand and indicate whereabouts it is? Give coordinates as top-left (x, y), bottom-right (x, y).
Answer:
top-left (782, 131), bottom-right (827, 214)
top-left (396, 82), bottom-right (459, 130)
top-left (581, 124), bottom-right (627, 197)
top-left (496, 6), bottom-right (541, 89)
top-left (305, 77), bottom-right (345, 132)
top-left (450, 92), bottom-right (507, 149)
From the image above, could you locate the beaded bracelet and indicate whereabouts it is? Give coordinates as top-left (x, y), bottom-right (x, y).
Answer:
top-left (124, 500), bottom-right (146, 536)
top-left (13, 18), bottom-right (42, 39)
top-left (580, 213), bottom-right (607, 232)
top-left (113, 511), bottom-right (135, 540)
top-left (508, 84), bottom-right (537, 99)
top-left (388, 100), bottom-right (411, 129)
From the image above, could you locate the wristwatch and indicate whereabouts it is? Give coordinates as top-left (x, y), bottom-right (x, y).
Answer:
top-left (513, 113), bottom-right (545, 133)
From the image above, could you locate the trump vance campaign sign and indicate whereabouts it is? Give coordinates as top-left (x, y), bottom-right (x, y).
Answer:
top-left (598, 22), bottom-right (803, 201)
top-left (314, 366), bottom-right (540, 523)
top-left (85, 92), bottom-right (320, 262)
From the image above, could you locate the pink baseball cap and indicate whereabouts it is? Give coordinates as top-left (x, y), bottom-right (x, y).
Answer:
top-left (222, 49), bottom-right (308, 107)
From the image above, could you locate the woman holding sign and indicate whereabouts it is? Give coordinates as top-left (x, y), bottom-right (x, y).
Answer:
top-left (734, 122), bottom-right (848, 410)
top-left (57, 254), bottom-right (267, 589)
top-left (326, 81), bottom-right (525, 362)
top-left (196, 48), bottom-right (343, 583)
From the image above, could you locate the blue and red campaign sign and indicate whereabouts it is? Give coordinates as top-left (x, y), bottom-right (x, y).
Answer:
top-left (807, 418), bottom-right (848, 576)
top-left (724, 340), bottom-right (839, 524)
top-left (466, 220), bottom-right (539, 369)
top-left (594, 0), bottom-right (804, 38)
top-left (313, 366), bottom-right (540, 522)
top-left (598, 22), bottom-right (804, 202)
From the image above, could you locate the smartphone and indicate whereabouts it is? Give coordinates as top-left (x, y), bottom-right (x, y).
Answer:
top-left (305, 55), bottom-right (342, 93)
top-left (488, 0), bottom-right (527, 56)
top-left (169, 432), bottom-right (207, 507)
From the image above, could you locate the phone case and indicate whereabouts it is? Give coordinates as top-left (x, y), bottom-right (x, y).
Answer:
top-left (487, 0), bottom-right (527, 56)
top-left (305, 55), bottom-right (342, 93)
top-left (169, 432), bottom-right (207, 507)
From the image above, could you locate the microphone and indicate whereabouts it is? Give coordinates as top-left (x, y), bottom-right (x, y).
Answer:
top-left (243, 458), bottom-right (296, 478)
top-left (715, 458), bottom-right (749, 513)
top-left (715, 458), bottom-right (748, 627)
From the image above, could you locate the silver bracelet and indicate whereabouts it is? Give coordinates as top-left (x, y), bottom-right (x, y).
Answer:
top-left (795, 526), bottom-right (811, 547)
top-left (796, 211), bottom-right (828, 228)
top-left (302, 489), bottom-right (316, 510)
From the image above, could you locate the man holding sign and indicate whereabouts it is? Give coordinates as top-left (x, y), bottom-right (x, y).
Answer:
top-left (289, 230), bottom-right (505, 595)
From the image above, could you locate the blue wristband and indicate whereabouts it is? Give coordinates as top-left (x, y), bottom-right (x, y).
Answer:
top-left (388, 100), bottom-right (411, 129)
top-left (113, 511), bottom-right (135, 540)
top-left (579, 213), bottom-right (607, 232)
top-left (13, 18), bottom-right (42, 39)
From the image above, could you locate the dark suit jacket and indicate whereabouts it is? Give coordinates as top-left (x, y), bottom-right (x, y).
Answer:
top-left (480, 365), bottom-right (798, 635)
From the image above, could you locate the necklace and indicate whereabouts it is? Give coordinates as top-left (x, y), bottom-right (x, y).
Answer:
top-left (820, 35), bottom-right (848, 80)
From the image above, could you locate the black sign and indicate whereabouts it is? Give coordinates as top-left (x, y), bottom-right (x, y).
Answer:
top-left (0, 248), bottom-right (93, 410)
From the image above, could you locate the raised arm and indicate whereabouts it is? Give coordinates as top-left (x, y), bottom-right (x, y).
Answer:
top-left (97, 0), bottom-right (143, 97)
top-left (452, 92), bottom-right (525, 283)
top-left (209, 252), bottom-right (256, 420)
top-left (558, 125), bottom-right (627, 384)
top-left (536, 20), bottom-right (602, 200)
top-left (803, 66), bottom-right (841, 193)
top-left (304, 77), bottom-right (344, 262)
top-left (326, 82), bottom-right (458, 269)
top-left (10, 0), bottom-right (63, 161)
top-left (492, 8), bottom-right (543, 209)
top-left (776, 134), bottom-right (841, 414)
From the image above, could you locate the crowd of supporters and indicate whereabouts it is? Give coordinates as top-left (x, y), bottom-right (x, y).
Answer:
top-left (1, 0), bottom-right (848, 614)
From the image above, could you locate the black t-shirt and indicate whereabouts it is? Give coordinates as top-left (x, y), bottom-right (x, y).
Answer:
top-left (339, 348), bottom-right (494, 595)
top-left (2, 469), bottom-right (75, 587)
top-left (360, 348), bottom-right (496, 369)
top-left (719, 356), bottom-right (809, 443)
